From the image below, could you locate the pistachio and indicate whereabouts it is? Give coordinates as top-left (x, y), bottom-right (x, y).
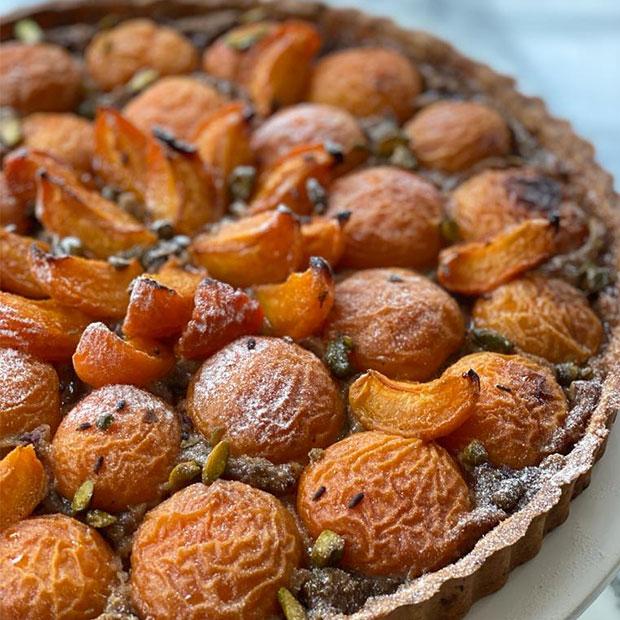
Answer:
top-left (229, 165), bottom-right (256, 202)
top-left (439, 217), bottom-right (461, 244)
top-left (54, 236), bottom-right (84, 257)
top-left (127, 68), bottom-right (160, 94)
top-left (225, 25), bottom-right (270, 51)
top-left (470, 327), bottom-right (514, 354)
top-left (0, 110), bottom-right (23, 148)
top-left (277, 587), bottom-right (307, 620)
top-left (202, 440), bottom-right (229, 485)
top-left (209, 426), bottom-right (226, 447)
top-left (150, 219), bottom-right (175, 240)
top-left (85, 509), bottom-right (117, 528)
top-left (492, 478), bottom-right (525, 512)
top-left (310, 529), bottom-right (345, 568)
top-left (554, 362), bottom-right (593, 387)
top-left (389, 144), bottom-right (418, 170)
top-left (323, 335), bottom-right (355, 379)
top-left (165, 460), bottom-right (201, 492)
top-left (306, 177), bottom-right (327, 214)
top-left (71, 480), bottom-right (94, 512)
top-left (14, 19), bottom-right (44, 44)
top-left (96, 413), bottom-right (114, 431)
top-left (238, 7), bottom-right (269, 24)
top-left (578, 263), bottom-right (612, 295)
top-left (366, 118), bottom-right (408, 158)
top-left (458, 439), bottom-right (488, 468)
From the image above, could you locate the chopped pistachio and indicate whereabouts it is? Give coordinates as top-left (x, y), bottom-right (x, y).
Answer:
top-left (470, 327), bottom-right (514, 354)
top-left (238, 7), bottom-right (269, 24)
top-left (96, 413), bottom-right (114, 431)
top-left (389, 144), bottom-right (417, 170)
top-left (209, 426), bottom-right (226, 447)
top-left (578, 263), bottom-right (612, 295)
top-left (323, 335), bottom-right (355, 379)
top-left (554, 362), bottom-right (593, 387)
top-left (202, 440), bottom-right (229, 485)
top-left (71, 480), bottom-right (94, 513)
top-left (54, 236), bottom-right (84, 257)
top-left (0, 110), bottom-right (23, 148)
top-left (85, 509), bottom-right (117, 528)
top-left (277, 587), bottom-right (307, 620)
top-left (492, 479), bottom-right (525, 512)
top-left (127, 68), bottom-right (160, 94)
top-left (150, 219), bottom-right (175, 240)
top-left (439, 217), bottom-right (461, 244)
top-left (229, 166), bottom-right (256, 202)
top-left (306, 177), bottom-right (327, 213)
top-left (14, 19), bottom-right (44, 44)
top-left (225, 25), bottom-right (270, 51)
top-left (458, 440), bottom-right (488, 468)
top-left (310, 529), bottom-right (345, 568)
top-left (165, 460), bottom-right (201, 492)
top-left (366, 119), bottom-right (408, 158)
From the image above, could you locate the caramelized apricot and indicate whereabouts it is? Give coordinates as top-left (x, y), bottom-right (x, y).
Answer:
top-left (0, 515), bottom-right (119, 619)
top-left (255, 256), bottom-right (334, 340)
top-left (0, 445), bottom-right (46, 531)
top-left (187, 336), bottom-right (344, 463)
top-left (251, 103), bottom-right (366, 169)
top-left (86, 18), bottom-right (198, 91)
top-left (308, 47), bottom-right (423, 122)
top-left (0, 171), bottom-right (28, 233)
top-left (249, 144), bottom-right (335, 215)
top-left (35, 170), bottom-right (156, 258)
top-left (177, 278), bottom-right (263, 360)
top-left (349, 367), bottom-right (479, 440)
top-left (326, 166), bottom-right (443, 269)
top-left (0, 347), bottom-right (60, 438)
top-left (0, 292), bottom-right (91, 362)
top-left (93, 107), bottom-right (149, 199)
top-left (297, 431), bottom-right (472, 576)
top-left (325, 269), bottom-right (464, 380)
top-left (449, 167), bottom-right (588, 252)
top-left (437, 218), bottom-right (557, 295)
top-left (22, 113), bottom-right (94, 172)
top-left (144, 131), bottom-right (221, 235)
top-left (190, 208), bottom-right (303, 287)
top-left (0, 42), bottom-right (81, 114)
top-left (131, 481), bottom-right (302, 620)
top-left (404, 100), bottom-right (511, 172)
top-left (124, 76), bottom-right (227, 140)
top-left (0, 228), bottom-right (48, 298)
top-left (440, 353), bottom-right (567, 468)
top-left (73, 322), bottom-right (174, 388)
top-left (472, 275), bottom-right (603, 363)
top-left (51, 384), bottom-right (180, 511)
top-left (29, 246), bottom-right (142, 318)
top-left (300, 215), bottom-right (347, 268)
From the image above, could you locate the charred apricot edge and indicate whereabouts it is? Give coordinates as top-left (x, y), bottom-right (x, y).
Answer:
top-left (255, 256), bottom-right (335, 340)
top-left (0, 228), bottom-right (48, 299)
top-left (0, 445), bottom-right (47, 531)
top-left (300, 215), bottom-right (347, 268)
top-left (29, 245), bottom-right (142, 319)
top-left (438, 218), bottom-right (558, 295)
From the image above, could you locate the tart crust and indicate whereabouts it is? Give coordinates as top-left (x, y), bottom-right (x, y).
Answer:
top-left (1, 1), bottom-right (619, 618)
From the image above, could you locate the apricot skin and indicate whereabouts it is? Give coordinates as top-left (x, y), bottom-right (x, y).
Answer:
top-left (472, 275), bottom-right (603, 364)
top-left (131, 481), bottom-right (302, 620)
top-left (0, 347), bottom-right (61, 439)
top-left (0, 445), bottom-right (47, 531)
top-left (441, 353), bottom-right (568, 468)
top-left (308, 47), bottom-right (423, 122)
top-left (1, 171), bottom-right (29, 233)
top-left (0, 42), bottom-right (81, 114)
top-left (300, 216), bottom-right (346, 269)
top-left (326, 166), bottom-right (443, 269)
top-left (0, 228), bottom-right (49, 299)
top-left (187, 336), bottom-right (344, 463)
top-left (51, 384), bottom-right (180, 512)
top-left (86, 18), bottom-right (198, 91)
top-left (325, 268), bottom-right (465, 381)
top-left (0, 514), bottom-right (119, 620)
top-left (297, 431), bottom-right (471, 577)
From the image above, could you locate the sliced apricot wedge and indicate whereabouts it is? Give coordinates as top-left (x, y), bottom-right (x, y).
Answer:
top-left (93, 107), bottom-right (149, 199)
top-left (300, 215), bottom-right (347, 268)
top-left (0, 228), bottom-right (48, 298)
top-left (437, 218), bottom-right (557, 295)
top-left (348, 367), bottom-right (480, 440)
top-left (0, 292), bottom-right (92, 361)
top-left (176, 278), bottom-right (263, 360)
top-left (29, 245), bottom-right (142, 319)
top-left (0, 445), bottom-right (47, 531)
top-left (190, 208), bottom-right (302, 287)
top-left (35, 170), bottom-right (156, 258)
top-left (249, 144), bottom-right (335, 215)
top-left (73, 322), bottom-right (174, 388)
top-left (255, 256), bottom-right (334, 340)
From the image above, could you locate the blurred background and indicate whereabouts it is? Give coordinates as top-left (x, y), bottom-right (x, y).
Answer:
top-left (1, 0), bottom-right (619, 617)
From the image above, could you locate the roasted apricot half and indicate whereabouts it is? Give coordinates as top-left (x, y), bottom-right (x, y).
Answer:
top-left (51, 384), bottom-right (180, 512)
top-left (325, 268), bottom-right (464, 380)
top-left (131, 481), bottom-right (302, 620)
top-left (0, 292), bottom-right (91, 362)
top-left (255, 256), bottom-right (334, 340)
top-left (472, 274), bottom-right (603, 364)
top-left (0, 445), bottom-right (47, 531)
top-left (437, 218), bottom-right (557, 295)
top-left (0, 515), bottom-right (119, 619)
top-left (0, 347), bottom-right (61, 438)
top-left (440, 353), bottom-right (567, 468)
top-left (29, 246), bottom-right (142, 319)
top-left (176, 278), bottom-right (263, 360)
top-left (249, 144), bottom-right (335, 215)
top-left (349, 367), bottom-right (480, 440)
top-left (190, 208), bottom-right (303, 287)
top-left (297, 431), bottom-right (473, 577)
top-left (0, 228), bottom-right (48, 299)
top-left (187, 336), bottom-right (344, 463)
top-left (73, 322), bottom-right (174, 388)
top-left (300, 215), bottom-right (347, 269)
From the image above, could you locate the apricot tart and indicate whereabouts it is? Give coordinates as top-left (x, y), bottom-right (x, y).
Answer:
top-left (0, 2), bottom-right (618, 619)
